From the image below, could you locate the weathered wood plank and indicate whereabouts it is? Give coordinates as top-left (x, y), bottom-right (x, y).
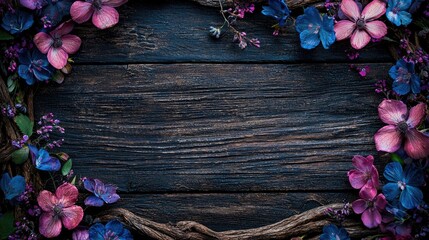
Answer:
top-left (35, 63), bottom-right (388, 193)
top-left (110, 192), bottom-right (353, 231)
top-left (73, 0), bottom-right (392, 63)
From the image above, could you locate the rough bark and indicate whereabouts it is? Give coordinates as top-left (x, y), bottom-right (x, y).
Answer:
top-left (99, 204), bottom-right (376, 240)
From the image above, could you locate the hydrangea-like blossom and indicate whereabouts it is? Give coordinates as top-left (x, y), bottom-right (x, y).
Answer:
top-left (34, 21), bottom-right (81, 69)
top-left (374, 100), bottom-right (429, 159)
top-left (83, 177), bottom-right (120, 207)
top-left (37, 183), bottom-right (83, 238)
top-left (352, 191), bottom-right (387, 228)
top-left (334, 0), bottom-right (387, 49)
top-left (348, 155), bottom-right (379, 198)
top-left (70, 0), bottom-right (128, 29)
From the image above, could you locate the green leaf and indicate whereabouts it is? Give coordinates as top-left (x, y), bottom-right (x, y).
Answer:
top-left (11, 146), bottom-right (29, 165)
top-left (0, 211), bottom-right (15, 240)
top-left (70, 175), bottom-right (77, 185)
top-left (14, 114), bottom-right (33, 137)
top-left (7, 76), bottom-right (16, 93)
top-left (0, 29), bottom-right (13, 41)
top-left (62, 159), bottom-right (73, 176)
top-left (391, 153), bottom-right (404, 165)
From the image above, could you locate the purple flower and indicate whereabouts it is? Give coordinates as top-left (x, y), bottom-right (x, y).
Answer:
top-left (72, 227), bottom-right (89, 240)
top-left (83, 178), bottom-right (120, 207)
top-left (374, 100), bottom-right (429, 159)
top-left (352, 191), bottom-right (387, 228)
top-left (348, 155), bottom-right (380, 199)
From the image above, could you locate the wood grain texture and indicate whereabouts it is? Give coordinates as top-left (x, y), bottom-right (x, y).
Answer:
top-left (35, 63), bottom-right (389, 194)
top-left (72, 0), bottom-right (392, 64)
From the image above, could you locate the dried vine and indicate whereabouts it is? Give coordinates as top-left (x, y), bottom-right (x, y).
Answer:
top-left (99, 204), bottom-right (376, 240)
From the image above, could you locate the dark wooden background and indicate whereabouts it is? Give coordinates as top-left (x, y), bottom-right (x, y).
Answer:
top-left (35, 0), bottom-right (393, 231)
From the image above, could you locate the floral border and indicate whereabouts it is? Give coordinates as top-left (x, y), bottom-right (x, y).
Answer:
top-left (0, 0), bottom-right (428, 239)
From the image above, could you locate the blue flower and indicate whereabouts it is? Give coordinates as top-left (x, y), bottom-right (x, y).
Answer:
top-left (295, 7), bottom-right (335, 50)
top-left (382, 162), bottom-right (424, 209)
top-left (41, 0), bottom-right (73, 27)
top-left (18, 49), bottom-right (55, 85)
top-left (386, 0), bottom-right (412, 26)
top-left (320, 224), bottom-right (350, 240)
top-left (261, 0), bottom-right (291, 27)
top-left (0, 173), bottom-right (25, 200)
top-left (1, 10), bottom-right (34, 34)
top-left (83, 178), bottom-right (120, 207)
top-left (389, 59), bottom-right (421, 95)
top-left (28, 145), bottom-right (61, 172)
top-left (89, 220), bottom-right (133, 240)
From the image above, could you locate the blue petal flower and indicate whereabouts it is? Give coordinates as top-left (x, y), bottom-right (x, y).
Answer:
top-left (89, 220), bottom-right (133, 240)
top-left (83, 178), bottom-right (120, 207)
top-left (389, 59), bottom-right (421, 95)
top-left (295, 7), bottom-right (335, 50)
top-left (42, 0), bottom-right (73, 27)
top-left (382, 163), bottom-right (424, 209)
top-left (1, 10), bottom-right (34, 34)
top-left (0, 173), bottom-right (26, 200)
top-left (29, 145), bottom-right (61, 172)
top-left (261, 0), bottom-right (290, 27)
top-left (386, 0), bottom-right (413, 26)
top-left (320, 224), bottom-right (350, 240)
top-left (18, 49), bottom-right (55, 86)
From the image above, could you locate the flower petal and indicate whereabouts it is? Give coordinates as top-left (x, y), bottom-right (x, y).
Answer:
top-left (39, 212), bottom-right (62, 238)
top-left (83, 178), bottom-right (96, 193)
top-left (61, 34), bottom-right (82, 54)
top-left (34, 32), bottom-right (53, 54)
top-left (406, 103), bottom-right (426, 128)
top-left (56, 183), bottom-right (79, 208)
top-left (378, 99), bottom-right (408, 125)
top-left (320, 16), bottom-right (336, 49)
top-left (37, 190), bottom-right (57, 212)
top-left (364, 20), bottom-right (387, 39)
top-left (92, 6), bottom-right (119, 29)
top-left (352, 199), bottom-right (367, 214)
top-left (374, 125), bottom-right (402, 153)
top-left (70, 1), bottom-right (94, 24)
top-left (51, 21), bottom-right (75, 37)
top-left (48, 48), bottom-right (69, 69)
top-left (383, 162), bottom-right (403, 182)
top-left (400, 186), bottom-right (423, 209)
top-left (89, 223), bottom-right (106, 240)
top-left (348, 169), bottom-right (366, 189)
top-left (84, 195), bottom-right (105, 207)
top-left (361, 0), bottom-right (386, 21)
top-left (105, 220), bottom-right (124, 235)
top-left (299, 30), bottom-right (321, 49)
top-left (410, 75), bottom-right (421, 94)
top-left (61, 205), bottom-right (84, 230)
top-left (393, 82), bottom-right (411, 95)
top-left (361, 208), bottom-right (381, 228)
top-left (340, 0), bottom-right (361, 21)
top-left (375, 194), bottom-right (387, 210)
top-left (404, 128), bottom-right (429, 159)
top-left (352, 155), bottom-right (373, 171)
top-left (102, 0), bottom-right (128, 7)
top-left (334, 20), bottom-right (355, 40)
top-left (382, 182), bottom-right (401, 201)
top-left (350, 29), bottom-right (371, 50)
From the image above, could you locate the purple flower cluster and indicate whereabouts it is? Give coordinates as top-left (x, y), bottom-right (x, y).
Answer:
top-left (36, 113), bottom-right (65, 149)
top-left (8, 217), bottom-right (40, 240)
top-left (12, 135), bottom-right (29, 149)
top-left (1, 104), bottom-right (16, 118)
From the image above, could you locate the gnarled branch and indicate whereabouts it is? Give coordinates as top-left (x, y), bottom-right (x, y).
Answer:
top-left (99, 204), bottom-right (376, 240)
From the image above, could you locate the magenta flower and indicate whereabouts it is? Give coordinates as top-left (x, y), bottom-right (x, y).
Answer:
top-left (34, 21), bottom-right (81, 70)
top-left (70, 0), bottom-right (128, 30)
top-left (374, 99), bottom-right (429, 159)
top-left (334, 0), bottom-right (387, 49)
top-left (37, 183), bottom-right (84, 238)
top-left (348, 155), bottom-right (379, 198)
top-left (352, 191), bottom-right (387, 229)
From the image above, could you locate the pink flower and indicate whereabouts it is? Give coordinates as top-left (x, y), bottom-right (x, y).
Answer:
top-left (37, 183), bottom-right (84, 238)
top-left (348, 155), bottom-right (379, 198)
top-left (334, 0), bottom-right (387, 49)
top-left (34, 21), bottom-right (81, 69)
top-left (352, 191), bottom-right (387, 228)
top-left (70, 0), bottom-right (128, 30)
top-left (374, 99), bottom-right (429, 159)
